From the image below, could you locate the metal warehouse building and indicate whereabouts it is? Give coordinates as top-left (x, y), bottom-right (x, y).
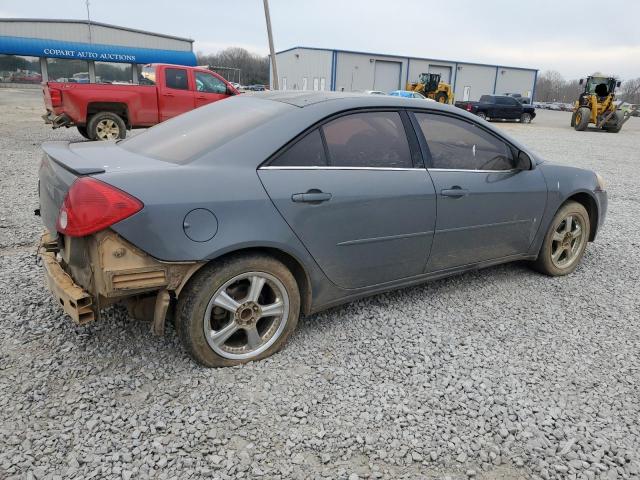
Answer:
top-left (274, 47), bottom-right (538, 102)
top-left (0, 18), bottom-right (196, 86)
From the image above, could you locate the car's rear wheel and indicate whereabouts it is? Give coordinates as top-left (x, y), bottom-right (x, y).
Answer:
top-left (477, 112), bottom-right (487, 120)
top-left (532, 201), bottom-right (590, 276)
top-left (87, 112), bottom-right (127, 141)
top-left (177, 254), bottom-right (300, 367)
top-left (520, 112), bottom-right (532, 123)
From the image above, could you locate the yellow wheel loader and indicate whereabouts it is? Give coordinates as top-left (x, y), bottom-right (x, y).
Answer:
top-left (406, 73), bottom-right (454, 104)
top-left (571, 75), bottom-right (630, 133)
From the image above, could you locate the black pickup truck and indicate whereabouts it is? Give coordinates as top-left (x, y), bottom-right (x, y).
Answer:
top-left (455, 95), bottom-right (536, 123)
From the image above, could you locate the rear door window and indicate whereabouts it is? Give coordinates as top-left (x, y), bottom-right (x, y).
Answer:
top-left (271, 129), bottom-right (327, 167)
top-left (321, 111), bottom-right (412, 168)
top-left (165, 68), bottom-right (189, 90)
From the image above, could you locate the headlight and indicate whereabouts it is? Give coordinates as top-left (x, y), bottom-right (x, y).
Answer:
top-left (595, 173), bottom-right (606, 191)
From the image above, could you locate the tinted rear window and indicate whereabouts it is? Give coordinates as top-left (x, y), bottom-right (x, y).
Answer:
top-left (120, 98), bottom-right (291, 164)
top-left (480, 95), bottom-right (493, 102)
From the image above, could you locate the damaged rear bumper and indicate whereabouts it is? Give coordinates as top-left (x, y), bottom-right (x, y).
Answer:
top-left (39, 230), bottom-right (204, 331)
top-left (42, 111), bottom-right (73, 128)
top-left (41, 244), bottom-right (96, 325)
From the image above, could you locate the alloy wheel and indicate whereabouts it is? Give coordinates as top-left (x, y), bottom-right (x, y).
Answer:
top-left (203, 272), bottom-right (289, 360)
top-left (550, 214), bottom-right (586, 269)
top-left (95, 119), bottom-right (121, 140)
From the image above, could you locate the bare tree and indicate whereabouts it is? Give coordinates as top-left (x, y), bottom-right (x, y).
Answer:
top-left (619, 78), bottom-right (640, 104)
top-left (197, 48), bottom-right (269, 86)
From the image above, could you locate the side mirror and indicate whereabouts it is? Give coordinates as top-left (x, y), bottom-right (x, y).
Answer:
top-left (515, 151), bottom-right (533, 170)
top-left (579, 78), bottom-right (584, 85)
top-left (226, 86), bottom-right (236, 96)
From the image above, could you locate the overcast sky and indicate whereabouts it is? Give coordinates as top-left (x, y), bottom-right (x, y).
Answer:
top-left (2, 0), bottom-right (639, 79)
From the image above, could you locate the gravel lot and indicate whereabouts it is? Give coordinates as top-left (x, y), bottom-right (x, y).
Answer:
top-left (1, 89), bottom-right (639, 480)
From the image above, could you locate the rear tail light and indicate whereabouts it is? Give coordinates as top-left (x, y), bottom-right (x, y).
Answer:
top-left (57, 177), bottom-right (143, 237)
top-left (466, 104), bottom-right (472, 112)
top-left (49, 88), bottom-right (62, 107)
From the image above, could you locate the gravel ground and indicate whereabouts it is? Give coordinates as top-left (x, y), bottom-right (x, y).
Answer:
top-left (1, 89), bottom-right (639, 480)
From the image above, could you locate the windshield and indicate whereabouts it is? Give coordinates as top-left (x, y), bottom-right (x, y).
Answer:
top-left (120, 97), bottom-right (291, 164)
top-left (585, 77), bottom-right (616, 96)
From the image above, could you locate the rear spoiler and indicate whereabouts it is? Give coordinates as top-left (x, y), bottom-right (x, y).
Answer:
top-left (42, 141), bottom-right (106, 175)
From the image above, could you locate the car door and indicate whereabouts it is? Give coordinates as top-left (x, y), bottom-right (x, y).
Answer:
top-left (504, 96), bottom-right (522, 119)
top-left (493, 96), bottom-right (511, 119)
top-left (258, 110), bottom-right (437, 289)
top-left (159, 67), bottom-right (195, 121)
top-left (193, 70), bottom-right (233, 108)
top-left (411, 111), bottom-right (547, 272)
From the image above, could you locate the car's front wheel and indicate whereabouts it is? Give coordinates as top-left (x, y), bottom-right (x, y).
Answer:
top-left (177, 254), bottom-right (300, 367)
top-left (532, 201), bottom-right (590, 276)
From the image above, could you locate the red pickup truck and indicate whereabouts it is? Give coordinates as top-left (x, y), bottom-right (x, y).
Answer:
top-left (43, 64), bottom-right (238, 140)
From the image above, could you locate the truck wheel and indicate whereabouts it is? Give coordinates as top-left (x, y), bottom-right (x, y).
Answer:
top-left (434, 92), bottom-right (447, 103)
top-left (531, 201), bottom-right (590, 276)
top-left (76, 126), bottom-right (91, 139)
top-left (176, 254), bottom-right (300, 367)
top-left (477, 112), bottom-right (487, 120)
top-left (570, 111), bottom-right (577, 127)
top-left (87, 112), bottom-right (126, 141)
top-left (574, 107), bottom-right (590, 131)
top-left (520, 112), bottom-right (532, 124)
top-left (605, 111), bottom-right (623, 133)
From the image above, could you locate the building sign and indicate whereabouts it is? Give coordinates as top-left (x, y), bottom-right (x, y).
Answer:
top-left (42, 48), bottom-right (136, 62)
top-left (0, 35), bottom-right (196, 66)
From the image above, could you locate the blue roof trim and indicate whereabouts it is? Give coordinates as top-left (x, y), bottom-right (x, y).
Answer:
top-left (277, 46), bottom-right (538, 73)
top-left (0, 35), bottom-right (196, 65)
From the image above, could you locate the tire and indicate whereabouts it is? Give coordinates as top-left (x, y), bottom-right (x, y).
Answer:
top-left (605, 111), bottom-right (624, 133)
top-left (477, 112), bottom-right (487, 120)
top-left (434, 92), bottom-right (448, 104)
top-left (76, 126), bottom-right (91, 139)
top-left (520, 112), bottom-right (532, 124)
top-left (176, 254), bottom-right (300, 367)
top-left (570, 111), bottom-right (577, 127)
top-left (574, 107), bottom-right (590, 131)
top-left (532, 201), bottom-right (590, 276)
top-left (87, 111), bottom-right (127, 141)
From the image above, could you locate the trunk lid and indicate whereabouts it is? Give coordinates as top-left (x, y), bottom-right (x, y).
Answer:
top-left (38, 141), bottom-right (176, 236)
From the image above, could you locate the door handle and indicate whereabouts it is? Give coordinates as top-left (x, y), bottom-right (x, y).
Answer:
top-left (164, 92), bottom-right (174, 97)
top-left (196, 95), bottom-right (206, 99)
top-left (441, 187), bottom-right (469, 198)
top-left (291, 191), bottom-right (332, 204)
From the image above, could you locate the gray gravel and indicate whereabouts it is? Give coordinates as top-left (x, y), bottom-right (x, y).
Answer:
top-left (1, 89), bottom-right (639, 480)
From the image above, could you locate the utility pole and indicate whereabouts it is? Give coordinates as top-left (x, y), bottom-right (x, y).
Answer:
top-left (263, 0), bottom-right (278, 90)
top-left (85, 0), bottom-right (93, 44)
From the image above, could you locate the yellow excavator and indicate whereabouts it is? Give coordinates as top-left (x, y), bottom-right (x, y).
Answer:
top-left (406, 73), bottom-right (454, 104)
top-left (571, 74), bottom-right (630, 133)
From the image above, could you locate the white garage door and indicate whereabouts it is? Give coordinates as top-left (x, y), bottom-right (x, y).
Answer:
top-left (373, 61), bottom-right (401, 93)
top-left (428, 65), bottom-right (452, 84)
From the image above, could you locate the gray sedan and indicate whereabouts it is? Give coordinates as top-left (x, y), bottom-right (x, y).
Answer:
top-left (37, 92), bottom-right (607, 367)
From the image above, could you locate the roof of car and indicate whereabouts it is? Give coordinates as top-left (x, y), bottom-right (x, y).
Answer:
top-left (245, 90), bottom-right (449, 110)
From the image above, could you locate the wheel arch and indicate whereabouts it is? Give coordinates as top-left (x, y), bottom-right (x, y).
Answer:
top-left (176, 245), bottom-right (313, 315)
top-left (564, 191), bottom-right (598, 241)
top-left (86, 102), bottom-right (130, 126)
